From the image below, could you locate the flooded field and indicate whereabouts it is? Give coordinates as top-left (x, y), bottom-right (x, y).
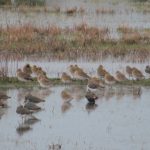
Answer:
top-left (0, 0), bottom-right (150, 149)
top-left (0, 85), bottom-right (150, 150)
top-left (0, 0), bottom-right (150, 38)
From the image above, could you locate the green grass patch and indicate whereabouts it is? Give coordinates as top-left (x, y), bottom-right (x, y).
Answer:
top-left (1, 77), bottom-right (150, 89)
top-left (0, 77), bottom-right (87, 88)
top-left (15, 0), bottom-right (46, 6)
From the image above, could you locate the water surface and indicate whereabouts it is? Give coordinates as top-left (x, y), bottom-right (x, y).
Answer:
top-left (0, 85), bottom-right (150, 150)
top-left (0, 0), bottom-right (150, 38)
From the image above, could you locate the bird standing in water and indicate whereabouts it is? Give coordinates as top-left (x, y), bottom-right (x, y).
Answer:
top-left (85, 90), bottom-right (98, 104)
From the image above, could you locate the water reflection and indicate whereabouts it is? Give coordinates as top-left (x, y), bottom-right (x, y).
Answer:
top-left (16, 89), bottom-right (46, 136)
top-left (0, 85), bottom-right (149, 150)
top-left (24, 115), bottom-right (40, 125)
top-left (61, 102), bottom-right (72, 113)
top-left (104, 87), bottom-right (116, 101)
top-left (119, 86), bottom-right (142, 100)
top-left (61, 88), bottom-right (73, 103)
top-left (16, 123), bottom-right (32, 136)
top-left (85, 103), bottom-right (98, 114)
top-left (67, 85), bottom-right (86, 101)
top-left (49, 144), bottom-right (61, 150)
top-left (60, 85), bottom-right (143, 104)
top-left (0, 90), bottom-right (10, 119)
top-left (115, 86), bottom-right (125, 100)
top-left (17, 88), bottom-right (51, 102)
top-left (60, 85), bottom-right (86, 102)
top-left (17, 88), bottom-right (31, 102)
top-left (132, 86), bottom-right (142, 100)
top-left (0, 108), bottom-right (6, 119)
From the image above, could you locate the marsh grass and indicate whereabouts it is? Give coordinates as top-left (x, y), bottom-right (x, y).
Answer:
top-left (96, 8), bottom-right (115, 14)
top-left (117, 25), bottom-right (137, 34)
top-left (0, 24), bottom-right (150, 60)
top-left (117, 25), bottom-right (150, 44)
top-left (65, 7), bottom-right (77, 15)
top-left (131, 0), bottom-right (150, 13)
top-left (0, 5), bottom-right (86, 14)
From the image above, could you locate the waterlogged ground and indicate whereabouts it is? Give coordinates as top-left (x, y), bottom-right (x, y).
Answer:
top-left (1, 0), bottom-right (150, 38)
top-left (0, 85), bottom-right (150, 150)
top-left (0, 0), bottom-right (150, 149)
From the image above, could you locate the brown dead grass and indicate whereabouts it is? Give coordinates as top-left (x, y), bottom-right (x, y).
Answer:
top-left (96, 8), bottom-right (115, 14)
top-left (0, 24), bottom-right (150, 60)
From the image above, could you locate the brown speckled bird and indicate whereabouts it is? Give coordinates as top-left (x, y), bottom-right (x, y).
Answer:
top-left (104, 73), bottom-right (116, 85)
top-left (126, 66), bottom-right (133, 78)
top-left (115, 71), bottom-right (127, 82)
top-left (132, 67), bottom-right (144, 80)
top-left (97, 65), bottom-right (108, 79)
top-left (37, 74), bottom-right (51, 88)
top-left (17, 69), bottom-right (33, 82)
top-left (87, 77), bottom-right (105, 91)
top-left (68, 65), bottom-right (77, 78)
top-left (74, 68), bottom-right (90, 80)
top-left (23, 64), bottom-right (32, 75)
top-left (61, 72), bottom-right (72, 83)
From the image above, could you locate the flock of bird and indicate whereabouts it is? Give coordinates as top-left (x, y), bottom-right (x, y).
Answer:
top-left (0, 63), bottom-right (148, 135)
top-left (16, 64), bottom-right (150, 85)
top-left (15, 63), bottom-right (150, 105)
top-left (0, 63), bottom-right (149, 108)
top-left (17, 64), bottom-right (51, 88)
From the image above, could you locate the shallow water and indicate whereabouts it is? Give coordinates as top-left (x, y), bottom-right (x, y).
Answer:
top-left (2, 58), bottom-right (150, 78)
top-left (0, 85), bottom-right (150, 150)
top-left (1, 0), bottom-right (150, 38)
